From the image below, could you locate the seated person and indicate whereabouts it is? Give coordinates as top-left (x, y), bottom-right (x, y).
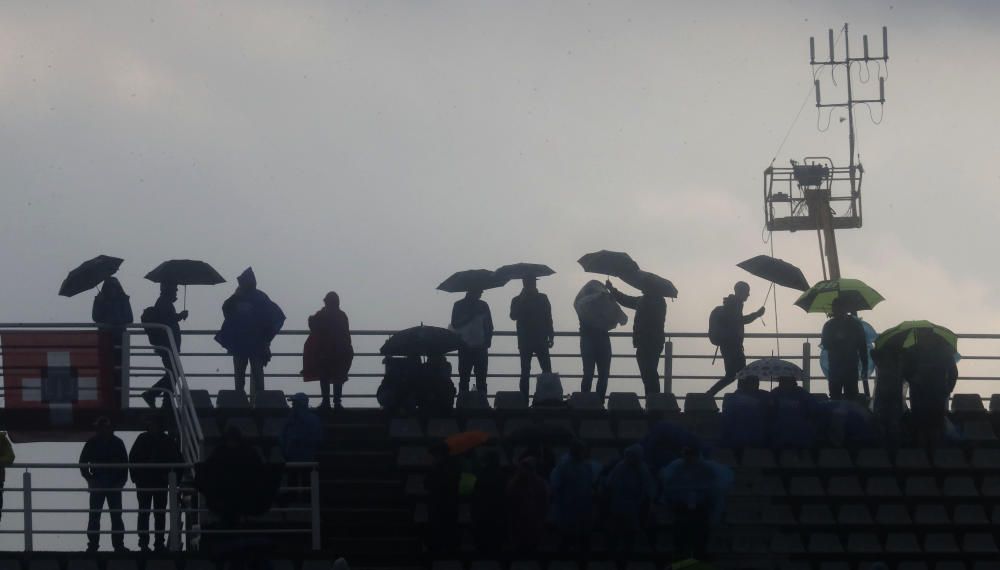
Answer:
top-left (640, 420), bottom-right (704, 472)
top-left (821, 399), bottom-right (880, 448)
top-left (719, 375), bottom-right (772, 449)
top-left (770, 376), bottom-right (826, 449)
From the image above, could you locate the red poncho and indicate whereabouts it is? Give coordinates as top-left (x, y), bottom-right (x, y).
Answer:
top-left (301, 307), bottom-right (354, 384)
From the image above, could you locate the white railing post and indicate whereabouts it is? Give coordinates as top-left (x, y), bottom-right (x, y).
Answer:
top-left (310, 466), bottom-right (321, 550)
top-left (168, 470), bottom-right (181, 551)
top-left (22, 471), bottom-right (32, 552)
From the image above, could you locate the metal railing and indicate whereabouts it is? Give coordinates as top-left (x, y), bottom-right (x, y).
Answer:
top-left (1, 461), bottom-right (320, 552)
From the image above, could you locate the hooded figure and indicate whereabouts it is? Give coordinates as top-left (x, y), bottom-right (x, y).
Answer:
top-left (706, 282), bottom-right (765, 397)
top-left (215, 268), bottom-right (286, 406)
top-left (659, 447), bottom-right (735, 561)
top-left (604, 444), bottom-right (656, 553)
top-left (302, 291), bottom-right (354, 409)
top-left (92, 277), bottom-right (134, 395)
top-left (548, 441), bottom-right (599, 548)
top-left (505, 456), bottom-right (549, 553)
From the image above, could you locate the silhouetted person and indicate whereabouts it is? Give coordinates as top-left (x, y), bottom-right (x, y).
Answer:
top-left (510, 277), bottom-right (554, 399)
top-left (129, 416), bottom-right (182, 552)
top-left (424, 441), bottom-right (460, 552)
top-left (659, 447), bottom-right (734, 562)
top-left (640, 420), bottom-right (702, 473)
top-left (903, 331), bottom-right (959, 446)
top-left (720, 376), bottom-right (772, 449)
top-left (215, 268), bottom-right (286, 407)
top-left (607, 280), bottom-right (667, 396)
top-left (471, 450), bottom-right (507, 554)
top-left (820, 297), bottom-right (868, 401)
top-left (871, 346), bottom-right (906, 445)
top-left (197, 426), bottom-right (264, 529)
top-left (141, 282), bottom-right (187, 408)
top-left (549, 440), bottom-right (596, 551)
top-left (451, 289), bottom-right (494, 394)
top-left (92, 277), bottom-right (133, 394)
top-left (80, 417), bottom-right (129, 552)
top-left (604, 444), bottom-right (655, 554)
top-left (302, 292), bottom-right (354, 409)
top-left (706, 282), bottom-right (764, 397)
top-left (770, 376), bottom-right (825, 450)
top-left (579, 315), bottom-right (612, 401)
top-left (0, 431), bottom-right (13, 525)
top-left (506, 457), bottom-right (548, 553)
top-left (280, 393), bottom-right (324, 502)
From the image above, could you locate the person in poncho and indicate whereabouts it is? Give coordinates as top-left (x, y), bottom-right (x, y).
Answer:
top-left (302, 291), bottom-right (354, 409)
top-left (215, 268), bottom-right (286, 407)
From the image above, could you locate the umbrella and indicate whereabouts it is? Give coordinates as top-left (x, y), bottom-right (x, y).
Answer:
top-left (380, 325), bottom-right (463, 356)
top-left (737, 357), bottom-right (804, 381)
top-left (578, 250), bottom-right (640, 277)
top-left (495, 263), bottom-right (555, 281)
top-left (144, 259), bottom-right (226, 285)
top-left (874, 320), bottom-right (958, 353)
top-left (446, 431), bottom-right (491, 456)
top-left (437, 269), bottom-right (508, 293)
top-left (794, 278), bottom-right (884, 314)
top-left (620, 270), bottom-right (678, 298)
top-left (737, 255), bottom-right (810, 291)
top-left (59, 255), bottom-right (124, 297)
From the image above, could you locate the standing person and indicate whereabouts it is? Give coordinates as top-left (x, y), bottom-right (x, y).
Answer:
top-left (129, 416), bottom-right (182, 552)
top-left (603, 443), bottom-right (656, 554)
top-left (549, 440), bottom-right (597, 551)
top-left (215, 268), bottom-right (286, 406)
top-left (280, 393), bottom-right (325, 502)
top-left (195, 426), bottom-right (264, 530)
top-left (820, 297), bottom-right (868, 400)
top-left (302, 292), bottom-right (354, 409)
top-left (450, 289), bottom-right (494, 394)
top-left (79, 417), bottom-right (129, 552)
top-left (0, 431), bottom-right (14, 525)
top-left (903, 330), bottom-right (959, 446)
top-left (607, 280), bottom-right (667, 396)
top-left (424, 441), bottom-right (461, 552)
top-left (706, 282), bottom-right (765, 397)
top-left (510, 277), bottom-right (554, 399)
top-left (659, 447), bottom-right (734, 562)
top-left (92, 277), bottom-right (134, 395)
top-left (141, 282), bottom-right (188, 408)
top-left (506, 457), bottom-right (549, 553)
top-left (574, 281), bottom-right (627, 401)
top-left (470, 450), bottom-right (507, 554)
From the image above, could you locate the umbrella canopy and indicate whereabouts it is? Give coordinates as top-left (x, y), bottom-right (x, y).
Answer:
top-left (59, 255), bottom-right (124, 297)
top-left (578, 250), bottom-right (640, 277)
top-left (737, 255), bottom-right (810, 291)
top-left (874, 320), bottom-right (958, 353)
top-left (737, 357), bottom-right (804, 381)
top-left (794, 278), bottom-right (884, 314)
top-left (145, 259), bottom-right (226, 286)
top-left (380, 325), bottom-right (463, 356)
top-left (446, 431), bottom-right (491, 456)
top-left (495, 263), bottom-right (555, 281)
top-left (437, 269), bottom-right (508, 293)
top-left (620, 270), bottom-right (678, 298)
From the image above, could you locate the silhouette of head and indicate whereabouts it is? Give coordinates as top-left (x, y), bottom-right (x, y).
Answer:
top-left (324, 291), bottom-right (340, 309)
top-left (522, 277), bottom-right (537, 292)
top-left (777, 376), bottom-right (798, 389)
top-left (831, 296), bottom-right (849, 317)
top-left (681, 445), bottom-right (700, 464)
top-left (734, 281), bottom-right (750, 302)
top-left (94, 416), bottom-right (113, 436)
top-left (623, 443), bottom-right (643, 465)
top-left (465, 289), bottom-right (483, 300)
top-left (290, 392), bottom-right (309, 410)
top-left (737, 375), bottom-right (760, 392)
top-left (160, 282), bottom-right (178, 302)
top-left (237, 267), bottom-right (257, 291)
top-left (102, 277), bottom-right (125, 296)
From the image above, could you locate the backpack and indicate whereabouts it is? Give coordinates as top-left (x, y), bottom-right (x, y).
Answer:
top-left (708, 305), bottom-right (728, 346)
top-left (140, 305), bottom-right (167, 347)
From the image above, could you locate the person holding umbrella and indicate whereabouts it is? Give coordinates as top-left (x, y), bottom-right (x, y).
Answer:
top-left (705, 282), bottom-right (765, 398)
top-left (140, 282), bottom-right (188, 408)
top-left (509, 276), bottom-right (555, 400)
top-left (451, 288), bottom-right (494, 395)
top-left (92, 277), bottom-right (133, 394)
top-left (821, 296), bottom-right (869, 401)
top-left (607, 277), bottom-right (667, 396)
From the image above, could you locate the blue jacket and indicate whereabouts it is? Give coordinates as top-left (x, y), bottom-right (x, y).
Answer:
top-left (280, 408), bottom-right (324, 462)
top-left (770, 384), bottom-right (825, 449)
top-left (720, 389), bottom-right (772, 449)
top-left (659, 458), bottom-right (734, 523)
top-left (548, 454), bottom-right (598, 525)
top-left (216, 289), bottom-right (286, 359)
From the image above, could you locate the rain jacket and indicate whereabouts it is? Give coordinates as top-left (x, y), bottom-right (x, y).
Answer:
top-left (128, 430), bottom-right (182, 488)
top-left (720, 388), bottom-right (772, 449)
top-left (215, 274), bottom-right (286, 360)
top-left (451, 298), bottom-right (494, 349)
top-left (769, 383), bottom-right (824, 449)
top-left (280, 407), bottom-right (325, 462)
top-left (659, 457), bottom-right (734, 523)
top-left (713, 295), bottom-right (757, 348)
top-left (506, 462), bottom-right (549, 549)
top-left (302, 306), bottom-right (354, 383)
top-left (147, 295), bottom-right (184, 350)
top-left (605, 444), bottom-right (656, 517)
top-left (610, 289), bottom-right (666, 350)
top-left (640, 421), bottom-right (703, 473)
top-left (92, 279), bottom-right (133, 326)
top-left (821, 316), bottom-right (869, 379)
top-left (0, 432), bottom-right (14, 483)
top-left (548, 453), bottom-right (598, 527)
top-left (79, 433), bottom-right (128, 489)
top-left (510, 290), bottom-right (554, 350)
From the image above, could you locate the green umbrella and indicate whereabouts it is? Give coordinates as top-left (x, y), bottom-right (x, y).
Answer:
top-left (874, 320), bottom-right (958, 352)
top-left (794, 278), bottom-right (884, 314)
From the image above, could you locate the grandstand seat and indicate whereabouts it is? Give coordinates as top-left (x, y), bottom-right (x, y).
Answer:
top-left (789, 476), bottom-right (825, 497)
top-left (933, 448), bottom-right (969, 469)
top-left (67, 562), bottom-right (98, 570)
top-left (26, 563), bottom-right (58, 570)
top-left (828, 475), bottom-right (864, 497)
top-left (389, 417), bottom-right (424, 440)
top-left (432, 562), bottom-right (464, 570)
top-left (569, 391), bottom-right (604, 410)
top-left (730, 529), bottom-right (770, 554)
top-left (646, 392), bottom-right (680, 413)
top-left (980, 476), bottom-right (1000, 497)
top-left (624, 563), bottom-right (655, 570)
top-left (741, 448), bottom-right (776, 469)
top-left (585, 562), bottom-right (615, 570)
top-left (924, 533), bottom-right (960, 553)
top-left (974, 563), bottom-right (1000, 570)
top-left (876, 504), bottom-right (912, 525)
top-left (778, 449), bottom-right (815, 469)
top-left (616, 419), bottom-right (648, 441)
top-left (216, 389), bottom-right (251, 409)
top-left (413, 502), bottom-right (428, 524)
top-left (727, 501), bottom-right (763, 524)
top-left (837, 503), bottom-right (873, 525)
top-left (750, 475), bottom-right (786, 496)
top-left (807, 532), bottom-right (843, 554)
top-left (0, 561), bottom-right (21, 570)
top-left (952, 393), bottom-right (987, 413)
top-left (963, 420), bottom-right (997, 442)
top-left (256, 390), bottom-right (289, 409)
top-left (713, 447), bottom-right (738, 467)
top-left (261, 417), bottom-right (284, 439)
top-left (654, 530), bottom-right (674, 553)
top-left (934, 565), bottom-right (967, 570)
top-left (914, 504), bottom-right (950, 525)
top-left (397, 446), bottom-right (433, 468)
top-left (591, 446), bottom-right (621, 466)
top-left (770, 532), bottom-right (805, 554)
top-left (456, 390), bottom-right (491, 410)
top-left (817, 448), bottom-right (853, 469)
top-left (943, 475), bottom-right (978, 497)
top-left (953, 504), bottom-right (989, 525)
top-left (190, 389), bottom-right (214, 411)
top-left (684, 392), bottom-right (719, 413)
top-left (847, 532), bottom-right (882, 554)
top-left (405, 473), bottom-right (426, 496)
top-left (579, 419), bottom-right (614, 442)
top-left (799, 504), bottom-right (835, 525)
top-left (990, 394), bottom-right (1000, 412)
top-left (761, 504), bottom-right (795, 525)
top-left (607, 392), bottom-right (642, 412)
top-left (107, 561), bottom-right (138, 570)
top-left (971, 448), bottom-right (1000, 469)
top-left (427, 418), bottom-right (460, 438)
top-left (885, 532), bottom-right (921, 553)
top-left (856, 448), bottom-right (892, 470)
top-left (224, 417), bottom-right (259, 438)
top-left (548, 563), bottom-right (578, 570)
top-left (186, 561), bottom-right (216, 570)
top-left (866, 476), bottom-right (903, 497)
top-left (469, 562), bottom-right (502, 570)
top-left (896, 448), bottom-right (931, 470)
top-left (465, 418), bottom-right (500, 437)
top-left (817, 565), bottom-right (850, 570)
top-left (779, 563), bottom-right (810, 570)
top-left (962, 532), bottom-right (999, 554)
top-left (503, 417), bottom-right (536, 437)
top-left (904, 476), bottom-right (940, 497)
top-left (200, 417), bottom-right (221, 440)
top-left (494, 391), bottom-right (528, 410)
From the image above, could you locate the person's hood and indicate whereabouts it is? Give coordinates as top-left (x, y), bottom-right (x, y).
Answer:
top-left (237, 267), bottom-right (257, 289)
top-left (624, 443), bottom-right (643, 463)
top-left (101, 277), bottom-right (126, 297)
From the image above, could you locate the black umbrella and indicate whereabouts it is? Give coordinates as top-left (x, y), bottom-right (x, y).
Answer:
top-left (145, 260), bottom-right (226, 285)
top-left (620, 270), bottom-right (678, 298)
top-left (59, 255), bottom-right (124, 297)
top-left (495, 263), bottom-right (555, 281)
top-left (380, 325), bottom-right (463, 356)
top-left (437, 269), bottom-right (508, 293)
top-left (737, 255), bottom-right (810, 292)
top-left (578, 250), bottom-right (640, 277)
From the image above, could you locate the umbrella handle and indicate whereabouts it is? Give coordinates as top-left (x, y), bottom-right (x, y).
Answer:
top-left (183, 285), bottom-right (187, 311)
